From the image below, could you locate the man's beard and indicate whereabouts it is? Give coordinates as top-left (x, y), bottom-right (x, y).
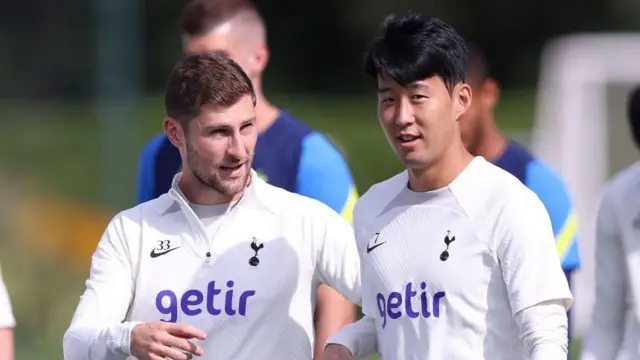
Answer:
top-left (186, 142), bottom-right (252, 196)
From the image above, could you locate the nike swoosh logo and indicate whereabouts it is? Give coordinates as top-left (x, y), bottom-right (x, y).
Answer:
top-left (150, 247), bottom-right (181, 258)
top-left (366, 233), bottom-right (386, 254)
top-left (366, 242), bottom-right (386, 253)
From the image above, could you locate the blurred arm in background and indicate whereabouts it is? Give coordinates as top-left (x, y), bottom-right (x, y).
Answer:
top-left (297, 132), bottom-right (360, 360)
top-left (0, 265), bottom-right (15, 360)
top-left (0, 328), bottom-right (13, 360)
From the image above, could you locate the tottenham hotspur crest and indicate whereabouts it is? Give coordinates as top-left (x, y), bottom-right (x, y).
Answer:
top-left (439, 230), bottom-right (456, 261)
top-left (249, 237), bottom-right (264, 266)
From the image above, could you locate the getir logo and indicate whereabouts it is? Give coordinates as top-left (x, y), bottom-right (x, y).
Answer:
top-left (156, 281), bottom-right (256, 323)
top-left (376, 282), bottom-right (445, 328)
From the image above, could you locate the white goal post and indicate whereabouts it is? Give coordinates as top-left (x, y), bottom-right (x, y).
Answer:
top-left (531, 33), bottom-right (640, 335)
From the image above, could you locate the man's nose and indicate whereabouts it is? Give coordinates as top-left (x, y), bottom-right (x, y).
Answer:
top-left (226, 132), bottom-right (247, 159)
top-left (394, 99), bottom-right (414, 127)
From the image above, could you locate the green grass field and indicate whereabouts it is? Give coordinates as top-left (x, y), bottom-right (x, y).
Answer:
top-left (0, 89), bottom-right (536, 207)
top-left (0, 90), bottom-right (583, 359)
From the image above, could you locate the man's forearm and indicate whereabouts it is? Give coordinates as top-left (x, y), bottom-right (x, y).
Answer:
top-left (0, 328), bottom-right (14, 360)
top-left (314, 285), bottom-right (357, 360)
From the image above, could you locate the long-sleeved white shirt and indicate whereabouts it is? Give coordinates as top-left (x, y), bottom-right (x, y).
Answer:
top-left (581, 161), bottom-right (640, 360)
top-left (0, 264), bottom-right (15, 329)
top-left (327, 156), bottom-right (573, 359)
top-left (63, 170), bottom-right (361, 360)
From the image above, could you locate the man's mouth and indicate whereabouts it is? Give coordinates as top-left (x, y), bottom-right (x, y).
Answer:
top-left (220, 163), bottom-right (244, 171)
top-left (397, 134), bottom-right (422, 144)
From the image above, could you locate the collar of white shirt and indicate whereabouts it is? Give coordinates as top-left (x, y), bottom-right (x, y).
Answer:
top-left (164, 169), bottom-right (278, 218)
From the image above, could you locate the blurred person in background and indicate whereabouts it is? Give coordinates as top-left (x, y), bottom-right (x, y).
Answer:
top-left (581, 86), bottom-right (640, 360)
top-left (135, 0), bottom-right (359, 358)
top-left (459, 43), bottom-right (580, 338)
top-left (0, 265), bottom-right (15, 360)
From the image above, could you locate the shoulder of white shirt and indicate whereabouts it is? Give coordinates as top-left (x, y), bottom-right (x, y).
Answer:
top-left (354, 156), bottom-right (543, 222)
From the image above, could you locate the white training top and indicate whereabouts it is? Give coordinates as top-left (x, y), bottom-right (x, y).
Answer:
top-left (63, 170), bottom-right (361, 360)
top-left (0, 264), bottom-right (15, 328)
top-left (328, 156), bottom-right (573, 360)
top-left (581, 161), bottom-right (640, 360)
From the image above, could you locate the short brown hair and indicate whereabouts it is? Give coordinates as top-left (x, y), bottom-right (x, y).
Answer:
top-left (180, 0), bottom-right (260, 36)
top-left (164, 52), bottom-right (256, 126)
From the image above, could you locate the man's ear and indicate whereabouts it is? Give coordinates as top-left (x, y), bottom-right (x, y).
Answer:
top-left (455, 83), bottom-right (472, 121)
top-left (163, 117), bottom-right (185, 148)
top-left (247, 43), bottom-right (269, 79)
top-left (481, 78), bottom-right (500, 110)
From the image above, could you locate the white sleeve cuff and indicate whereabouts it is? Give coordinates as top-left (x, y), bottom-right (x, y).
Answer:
top-left (530, 343), bottom-right (569, 360)
top-left (63, 321), bottom-right (143, 360)
top-left (514, 300), bottom-right (568, 360)
top-left (0, 318), bottom-right (15, 329)
top-left (325, 315), bottom-right (377, 358)
top-left (119, 321), bottom-right (143, 355)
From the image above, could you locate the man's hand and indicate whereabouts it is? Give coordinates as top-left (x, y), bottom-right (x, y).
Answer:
top-left (131, 322), bottom-right (207, 360)
top-left (323, 344), bottom-right (354, 360)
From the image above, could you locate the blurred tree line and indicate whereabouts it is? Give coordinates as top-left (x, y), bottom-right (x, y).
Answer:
top-left (0, 0), bottom-right (639, 99)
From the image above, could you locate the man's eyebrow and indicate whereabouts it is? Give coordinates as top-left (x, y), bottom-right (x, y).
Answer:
top-left (409, 82), bottom-right (429, 90)
top-left (242, 117), bottom-right (257, 124)
top-left (377, 83), bottom-right (429, 93)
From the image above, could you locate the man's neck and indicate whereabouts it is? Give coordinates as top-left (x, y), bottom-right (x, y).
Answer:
top-left (177, 171), bottom-right (247, 205)
top-left (473, 119), bottom-right (509, 162)
top-left (408, 142), bottom-right (474, 192)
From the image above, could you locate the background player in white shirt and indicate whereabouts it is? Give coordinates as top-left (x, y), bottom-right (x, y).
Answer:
top-left (324, 12), bottom-right (573, 360)
top-left (581, 86), bottom-right (640, 360)
top-left (63, 52), bottom-right (361, 360)
top-left (0, 264), bottom-right (15, 360)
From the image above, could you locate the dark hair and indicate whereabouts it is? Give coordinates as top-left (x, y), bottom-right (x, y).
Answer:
top-left (466, 42), bottom-right (489, 82)
top-left (363, 13), bottom-right (468, 94)
top-left (164, 52), bottom-right (256, 126)
top-left (628, 86), bottom-right (640, 149)
top-left (180, 0), bottom-right (260, 36)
